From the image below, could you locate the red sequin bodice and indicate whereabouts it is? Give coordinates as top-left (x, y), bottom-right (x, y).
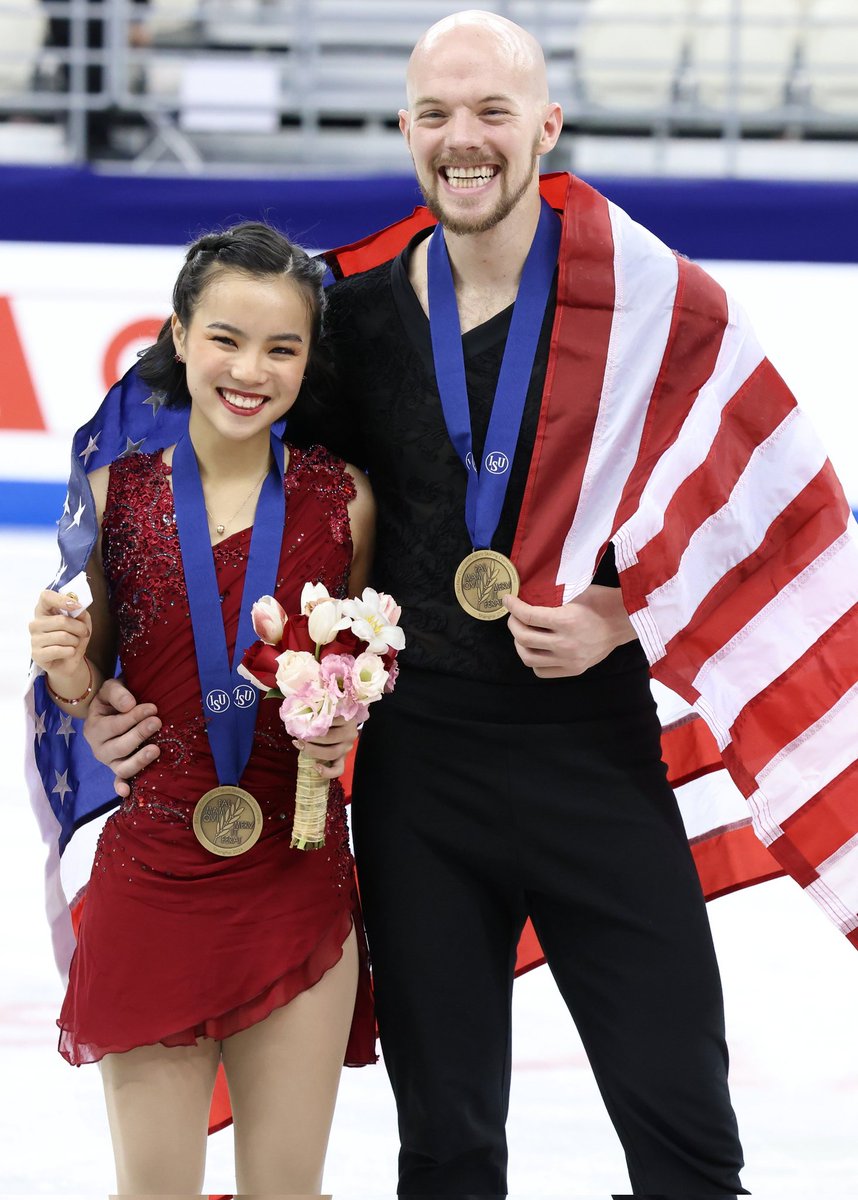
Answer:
top-left (101, 444), bottom-right (354, 816)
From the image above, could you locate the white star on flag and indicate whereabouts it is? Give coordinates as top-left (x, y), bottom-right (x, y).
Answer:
top-left (61, 492), bottom-right (71, 518)
top-left (79, 432), bottom-right (100, 466)
top-left (34, 710), bottom-right (46, 744)
top-left (57, 712), bottom-right (75, 746)
top-left (71, 498), bottom-right (86, 527)
top-left (143, 391), bottom-right (167, 416)
top-left (119, 436), bottom-right (146, 458)
top-left (50, 558), bottom-right (67, 588)
top-left (52, 769), bottom-right (72, 804)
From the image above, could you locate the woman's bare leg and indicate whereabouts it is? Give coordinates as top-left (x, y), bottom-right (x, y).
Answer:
top-left (100, 1037), bottom-right (220, 1195)
top-left (224, 926), bottom-right (359, 1195)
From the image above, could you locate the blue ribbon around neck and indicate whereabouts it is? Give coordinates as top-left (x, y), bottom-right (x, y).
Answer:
top-left (427, 197), bottom-right (561, 551)
top-left (171, 432), bottom-right (286, 787)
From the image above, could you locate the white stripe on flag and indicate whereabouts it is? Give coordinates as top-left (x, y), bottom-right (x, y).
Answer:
top-left (645, 408), bottom-right (830, 645)
top-left (615, 299), bottom-right (764, 563)
top-left (557, 204), bottom-right (678, 599)
top-left (650, 679), bottom-right (696, 724)
top-left (806, 873), bottom-right (858, 935)
top-left (23, 680), bottom-right (75, 980)
top-left (751, 682), bottom-right (858, 836)
top-left (693, 530), bottom-right (858, 741)
top-left (673, 768), bottom-right (750, 842)
top-left (812, 838), bottom-right (858, 933)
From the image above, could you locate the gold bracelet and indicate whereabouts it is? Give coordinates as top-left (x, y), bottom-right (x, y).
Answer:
top-left (46, 657), bottom-right (93, 707)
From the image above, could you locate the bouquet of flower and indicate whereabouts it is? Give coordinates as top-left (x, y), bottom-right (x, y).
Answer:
top-left (238, 582), bottom-right (405, 850)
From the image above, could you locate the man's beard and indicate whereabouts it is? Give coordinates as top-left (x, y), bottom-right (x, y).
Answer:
top-left (417, 149), bottom-right (539, 236)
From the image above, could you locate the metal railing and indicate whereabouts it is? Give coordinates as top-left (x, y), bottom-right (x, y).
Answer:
top-left (0, 0), bottom-right (855, 173)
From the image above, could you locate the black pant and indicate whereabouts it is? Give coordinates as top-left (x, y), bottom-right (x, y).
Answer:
top-left (352, 663), bottom-right (748, 1198)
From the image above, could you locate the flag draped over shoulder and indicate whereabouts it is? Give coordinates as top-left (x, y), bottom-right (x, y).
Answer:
top-left (327, 171), bottom-right (858, 967)
top-left (25, 370), bottom-right (188, 977)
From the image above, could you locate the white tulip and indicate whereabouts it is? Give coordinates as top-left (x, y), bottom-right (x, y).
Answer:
top-left (308, 598), bottom-right (351, 646)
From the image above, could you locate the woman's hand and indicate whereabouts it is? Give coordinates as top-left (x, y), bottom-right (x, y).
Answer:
top-left (29, 589), bottom-right (93, 699)
top-left (292, 715), bottom-right (362, 780)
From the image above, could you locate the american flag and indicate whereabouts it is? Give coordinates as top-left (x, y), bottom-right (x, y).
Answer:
top-left (328, 172), bottom-right (858, 966)
top-left (25, 367), bottom-right (188, 976)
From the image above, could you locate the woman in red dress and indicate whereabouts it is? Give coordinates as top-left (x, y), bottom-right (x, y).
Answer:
top-left (28, 223), bottom-right (376, 1194)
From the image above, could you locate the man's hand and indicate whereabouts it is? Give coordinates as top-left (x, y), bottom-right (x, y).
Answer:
top-left (292, 716), bottom-right (362, 781)
top-left (504, 585), bottom-right (637, 678)
top-left (83, 677), bottom-right (161, 797)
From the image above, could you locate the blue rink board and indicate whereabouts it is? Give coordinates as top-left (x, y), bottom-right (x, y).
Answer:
top-left (2, 165), bottom-right (858, 262)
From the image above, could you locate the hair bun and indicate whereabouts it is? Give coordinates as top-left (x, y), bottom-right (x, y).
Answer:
top-left (187, 232), bottom-right (230, 261)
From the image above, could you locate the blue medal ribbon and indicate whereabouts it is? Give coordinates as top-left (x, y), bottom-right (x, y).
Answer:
top-left (172, 433), bottom-right (285, 787)
top-left (427, 197), bottom-right (561, 551)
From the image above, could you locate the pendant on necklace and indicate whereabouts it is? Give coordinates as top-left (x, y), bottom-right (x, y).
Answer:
top-left (216, 524), bottom-right (225, 535)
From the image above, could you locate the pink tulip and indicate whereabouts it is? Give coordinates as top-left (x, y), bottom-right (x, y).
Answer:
top-left (251, 595), bottom-right (287, 645)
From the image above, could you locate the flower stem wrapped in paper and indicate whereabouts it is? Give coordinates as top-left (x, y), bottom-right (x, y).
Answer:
top-left (238, 583), bottom-right (404, 850)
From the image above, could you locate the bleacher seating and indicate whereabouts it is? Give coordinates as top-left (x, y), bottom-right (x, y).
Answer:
top-left (803, 0), bottom-right (858, 120)
top-left (573, 1), bottom-right (688, 114)
top-left (689, 0), bottom-right (803, 116)
top-left (0, 0), bottom-right (44, 95)
top-left (0, 0), bottom-right (855, 169)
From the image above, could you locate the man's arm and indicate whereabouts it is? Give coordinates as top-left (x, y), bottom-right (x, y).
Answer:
top-left (504, 585), bottom-right (638, 678)
top-left (85, 679), bottom-right (362, 790)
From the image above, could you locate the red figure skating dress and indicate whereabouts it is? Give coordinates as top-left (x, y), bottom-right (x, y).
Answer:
top-left (58, 445), bottom-right (375, 1067)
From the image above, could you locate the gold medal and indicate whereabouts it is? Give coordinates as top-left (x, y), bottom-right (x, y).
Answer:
top-left (454, 549), bottom-right (520, 621)
top-left (192, 785), bottom-right (263, 857)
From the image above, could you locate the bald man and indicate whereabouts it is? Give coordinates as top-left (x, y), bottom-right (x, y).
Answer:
top-left (85, 11), bottom-right (761, 1197)
top-left (331, 17), bottom-right (747, 1195)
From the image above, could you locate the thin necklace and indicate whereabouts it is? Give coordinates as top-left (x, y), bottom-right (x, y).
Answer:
top-left (205, 466), bottom-right (269, 536)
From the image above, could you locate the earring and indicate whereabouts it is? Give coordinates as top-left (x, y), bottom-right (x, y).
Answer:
top-left (174, 352), bottom-right (184, 364)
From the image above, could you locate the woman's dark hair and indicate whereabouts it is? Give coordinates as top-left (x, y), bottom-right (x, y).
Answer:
top-left (137, 221), bottom-right (328, 409)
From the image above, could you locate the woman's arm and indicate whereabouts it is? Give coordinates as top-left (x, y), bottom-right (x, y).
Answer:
top-left (29, 465), bottom-right (117, 717)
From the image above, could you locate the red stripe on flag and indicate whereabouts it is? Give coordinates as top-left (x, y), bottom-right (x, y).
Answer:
top-left (208, 1064), bottom-right (232, 1134)
top-left (660, 715), bottom-right (723, 789)
top-left (340, 741), bottom-right (357, 800)
top-left (720, 742), bottom-right (768, 801)
top-left (765, 832), bottom-right (819, 888)
top-left (514, 918), bottom-right (546, 975)
top-left (690, 824), bottom-right (783, 899)
top-left (325, 207), bottom-right (436, 278)
top-left (615, 257), bottom-right (728, 531)
top-left (512, 176), bottom-right (617, 605)
top-left (660, 461), bottom-right (851, 681)
top-left (70, 892), bottom-right (86, 939)
top-left (626, 359), bottom-right (796, 609)
top-left (729, 602), bottom-right (858, 780)
top-left (781, 758), bottom-right (858, 869)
